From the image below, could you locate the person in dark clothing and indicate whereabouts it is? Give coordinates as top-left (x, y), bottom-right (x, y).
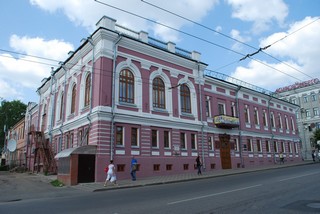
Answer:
top-left (196, 156), bottom-right (202, 175)
top-left (312, 151), bottom-right (316, 162)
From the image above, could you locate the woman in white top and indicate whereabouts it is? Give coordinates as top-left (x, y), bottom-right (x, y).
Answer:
top-left (104, 160), bottom-right (117, 186)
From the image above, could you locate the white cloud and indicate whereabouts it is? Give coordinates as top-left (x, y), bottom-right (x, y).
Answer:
top-left (227, 0), bottom-right (288, 33)
top-left (230, 16), bottom-right (320, 91)
top-left (0, 35), bottom-right (74, 100)
top-left (0, 79), bottom-right (21, 100)
top-left (29, 0), bottom-right (219, 42)
top-left (230, 29), bottom-right (251, 51)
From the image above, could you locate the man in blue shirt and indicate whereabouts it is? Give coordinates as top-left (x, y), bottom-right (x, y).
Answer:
top-left (130, 156), bottom-right (138, 181)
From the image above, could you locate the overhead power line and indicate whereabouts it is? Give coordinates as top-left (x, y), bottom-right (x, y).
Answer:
top-left (140, 0), bottom-right (318, 81)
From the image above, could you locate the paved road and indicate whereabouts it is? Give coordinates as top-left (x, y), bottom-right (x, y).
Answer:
top-left (0, 163), bottom-right (320, 214)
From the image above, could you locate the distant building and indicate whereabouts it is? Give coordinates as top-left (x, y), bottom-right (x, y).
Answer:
top-left (275, 78), bottom-right (320, 160)
top-left (25, 16), bottom-right (301, 185)
top-left (7, 117), bottom-right (25, 167)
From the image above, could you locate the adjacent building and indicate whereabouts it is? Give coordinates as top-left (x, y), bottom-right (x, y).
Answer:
top-left (24, 16), bottom-right (301, 185)
top-left (275, 78), bottom-right (320, 160)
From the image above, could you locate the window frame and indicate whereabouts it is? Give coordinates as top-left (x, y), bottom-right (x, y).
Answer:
top-left (131, 127), bottom-right (139, 147)
top-left (180, 84), bottom-right (191, 113)
top-left (84, 73), bottom-right (91, 107)
top-left (152, 77), bottom-right (166, 109)
top-left (119, 69), bottom-right (135, 104)
top-left (151, 129), bottom-right (158, 148)
top-left (116, 126), bottom-right (124, 147)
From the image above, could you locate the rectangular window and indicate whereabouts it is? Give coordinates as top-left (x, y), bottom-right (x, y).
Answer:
top-left (262, 111), bottom-right (267, 126)
top-left (257, 139), bottom-right (262, 152)
top-left (289, 142), bottom-right (293, 153)
top-left (247, 139), bottom-right (253, 152)
top-left (164, 131), bottom-right (170, 148)
top-left (303, 96), bottom-right (308, 103)
top-left (313, 107), bottom-right (319, 116)
top-left (294, 143), bottom-right (298, 154)
top-left (208, 136), bottom-right (214, 151)
top-left (180, 132), bottom-right (186, 149)
top-left (273, 141), bottom-right (278, 153)
top-left (218, 103), bottom-right (225, 115)
top-left (306, 109), bottom-right (311, 118)
top-left (78, 130), bottom-right (83, 146)
top-left (166, 164), bottom-right (172, 171)
top-left (152, 129), bottom-right (158, 148)
top-left (191, 134), bottom-right (196, 150)
top-left (205, 100), bottom-right (211, 117)
top-left (116, 126), bottom-right (124, 146)
top-left (291, 117), bottom-right (295, 131)
top-left (244, 106), bottom-right (250, 123)
top-left (291, 98), bottom-right (296, 104)
top-left (266, 140), bottom-right (271, 153)
top-left (278, 114), bottom-right (282, 129)
top-left (281, 141), bottom-right (285, 153)
top-left (231, 103), bottom-right (236, 117)
top-left (254, 108), bottom-right (259, 125)
top-left (311, 94), bottom-right (317, 101)
top-left (153, 164), bottom-right (160, 171)
top-left (285, 117), bottom-right (289, 130)
top-left (234, 138), bottom-right (239, 152)
top-left (131, 127), bottom-right (138, 147)
top-left (271, 113), bottom-right (275, 128)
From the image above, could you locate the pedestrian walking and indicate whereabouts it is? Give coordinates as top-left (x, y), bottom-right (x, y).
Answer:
top-left (104, 160), bottom-right (117, 186)
top-left (279, 152), bottom-right (284, 164)
top-left (312, 150), bottom-right (316, 162)
top-left (130, 156), bottom-right (138, 181)
top-left (196, 155), bottom-right (202, 175)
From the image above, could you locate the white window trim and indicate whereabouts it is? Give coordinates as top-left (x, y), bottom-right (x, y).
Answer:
top-left (115, 59), bottom-right (142, 110)
top-left (177, 78), bottom-right (198, 118)
top-left (149, 69), bottom-right (172, 115)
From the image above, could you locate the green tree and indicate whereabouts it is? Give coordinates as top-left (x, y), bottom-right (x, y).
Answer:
top-left (314, 128), bottom-right (320, 150)
top-left (0, 99), bottom-right (27, 149)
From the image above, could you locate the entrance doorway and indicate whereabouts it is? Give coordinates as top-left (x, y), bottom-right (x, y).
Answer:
top-left (78, 154), bottom-right (95, 183)
top-left (219, 134), bottom-right (231, 169)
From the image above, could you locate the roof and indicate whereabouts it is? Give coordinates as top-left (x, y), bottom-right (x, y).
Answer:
top-left (54, 145), bottom-right (97, 159)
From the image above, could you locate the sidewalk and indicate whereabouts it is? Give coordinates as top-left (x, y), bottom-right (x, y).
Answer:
top-left (71, 160), bottom-right (315, 192)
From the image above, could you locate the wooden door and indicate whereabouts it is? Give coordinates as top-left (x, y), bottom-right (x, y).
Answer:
top-left (219, 134), bottom-right (231, 169)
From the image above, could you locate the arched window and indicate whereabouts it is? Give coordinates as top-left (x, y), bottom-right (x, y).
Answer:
top-left (153, 77), bottom-right (165, 109)
top-left (84, 73), bottom-right (91, 107)
top-left (71, 84), bottom-right (76, 114)
top-left (59, 94), bottom-right (64, 120)
top-left (180, 84), bottom-right (191, 113)
top-left (119, 69), bottom-right (134, 103)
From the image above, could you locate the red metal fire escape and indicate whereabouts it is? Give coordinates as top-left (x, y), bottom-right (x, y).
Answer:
top-left (29, 131), bottom-right (57, 174)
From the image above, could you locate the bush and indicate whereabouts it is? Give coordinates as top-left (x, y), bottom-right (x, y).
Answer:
top-left (50, 179), bottom-right (64, 187)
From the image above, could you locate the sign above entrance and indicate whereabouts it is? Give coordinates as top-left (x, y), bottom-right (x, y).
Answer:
top-left (214, 115), bottom-right (239, 129)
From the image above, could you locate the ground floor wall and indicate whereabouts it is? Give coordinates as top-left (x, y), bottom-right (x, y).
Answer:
top-left (52, 120), bottom-right (302, 185)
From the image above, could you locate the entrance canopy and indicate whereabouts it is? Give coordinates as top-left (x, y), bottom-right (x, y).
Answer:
top-left (54, 145), bottom-right (97, 159)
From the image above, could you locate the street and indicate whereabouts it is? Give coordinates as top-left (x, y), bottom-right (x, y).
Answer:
top-left (1, 164), bottom-right (320, 214)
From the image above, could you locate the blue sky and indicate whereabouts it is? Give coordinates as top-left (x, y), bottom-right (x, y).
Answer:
top-left (0, 0), bottom-right (319, 104)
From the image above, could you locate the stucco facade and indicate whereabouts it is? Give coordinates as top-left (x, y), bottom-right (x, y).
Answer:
top-left (28, 16), bottom-right (301, 185)
top-left (276, 79), bottom-right (320, 160)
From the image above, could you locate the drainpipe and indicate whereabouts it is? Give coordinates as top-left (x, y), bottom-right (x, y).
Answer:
top-left (83, 37), bottom-right (95, 146)
top-left (267, 96), bottom-right (276, 164)
top-left (59, 63), bottom-right (68, 148)
top-left (197, 63), bottom-right (205, 170)
top-left (49, 67), bottom-right (55, 145)
top-left (111, 34), bottom-right (122, 161)
top-left (235, 86), bottom-right (243, 167)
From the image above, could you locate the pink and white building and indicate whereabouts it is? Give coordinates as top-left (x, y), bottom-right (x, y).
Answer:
top-left (26, 16), bottom-right (301, 185)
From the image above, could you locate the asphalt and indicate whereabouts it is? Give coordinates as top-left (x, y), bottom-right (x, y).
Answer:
top-left (73, 160), bottom-right (315, 192)
top-left (1, 160), bottom-right (316, 198)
